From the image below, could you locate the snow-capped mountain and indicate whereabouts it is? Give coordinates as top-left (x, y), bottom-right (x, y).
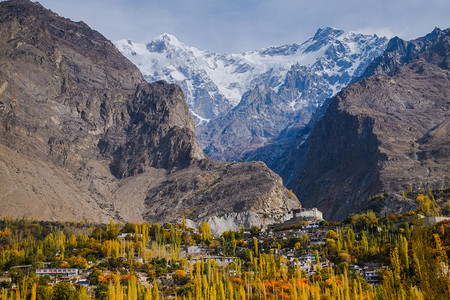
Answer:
top-left (115, 28), bottom-right (388, 161)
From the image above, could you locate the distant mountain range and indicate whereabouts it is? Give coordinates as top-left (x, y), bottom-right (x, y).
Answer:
top-left (115, 29), bottom-right (388, 161)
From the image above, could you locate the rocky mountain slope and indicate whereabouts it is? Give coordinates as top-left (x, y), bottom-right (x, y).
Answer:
top-left (281, 28), bottom-right (450, 220)
top-left (0, 0), bottom-right (300, 232)
top-left (116, 30), bottom-right (387, 161)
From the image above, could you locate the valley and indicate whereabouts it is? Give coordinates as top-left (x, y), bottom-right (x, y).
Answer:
top-left (0, 0), bottom-right (449, 298)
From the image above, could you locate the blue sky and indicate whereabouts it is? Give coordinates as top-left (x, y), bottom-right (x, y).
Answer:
top-left (36, 0), bottom-right (450, 53)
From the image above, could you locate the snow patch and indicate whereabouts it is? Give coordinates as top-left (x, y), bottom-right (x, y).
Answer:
top-left (191, 110), bottom-right (210, 125)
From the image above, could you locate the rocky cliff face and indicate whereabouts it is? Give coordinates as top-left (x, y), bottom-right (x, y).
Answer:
top-left (283, 28), bottom-right (450, 220)
top-left (0, 0), bottom-right (300, 229)
top-left (196, 83), bottom-right (313, 161)
top-left (0, 0), bottom-right (205, 175)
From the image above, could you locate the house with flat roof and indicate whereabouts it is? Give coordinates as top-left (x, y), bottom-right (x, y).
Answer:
top-left (36, 268), bottom-right (78, 278)
top-left (363, 269), bottom-right (381, 285)
top-left (189, 256), bottom-right (237, 267)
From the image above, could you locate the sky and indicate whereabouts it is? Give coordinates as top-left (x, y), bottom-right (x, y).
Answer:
top-left (35, 0), bottom-right (450, 54)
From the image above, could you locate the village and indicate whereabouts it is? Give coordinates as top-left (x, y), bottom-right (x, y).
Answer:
top-left (1, 205), bottom-right (449, 299)
top-left (0, 208), bottom-right (385, 288)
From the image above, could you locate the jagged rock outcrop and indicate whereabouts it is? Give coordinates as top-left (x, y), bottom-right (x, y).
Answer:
top-left (283, 28), bottom-right (450, 220)
top-left (360, 27), bottom-right (448, 78)
top-left (0, 0), bottom-right (300, 229)
top-left (141, 161), bottom-right (299, 227)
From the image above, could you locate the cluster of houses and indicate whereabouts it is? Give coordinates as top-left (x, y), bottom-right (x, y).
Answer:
top-left (266, 225), bottom-right (329, 245)
top-left (286, 253), bottom-right (331, 276)
top-left (183, 208), bottom-right (386, 283)
top-left (2, 207), bottom-right (388, 287)
top-left (352, 265), bottom-right (382, 285)
top-left (188, 256), bottom-right (238, 267)
top-left (186, 246), bottom-right (331, 277)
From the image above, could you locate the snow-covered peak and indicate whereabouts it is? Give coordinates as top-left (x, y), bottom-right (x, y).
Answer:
top-left (156, 32), bottom-right (180, 43)
top-left (145, 33), bottom-right (185, 53)
top-left (115, 29), bottom-right (387, 124)
top-left (312, 27), bottom-right (345, 40)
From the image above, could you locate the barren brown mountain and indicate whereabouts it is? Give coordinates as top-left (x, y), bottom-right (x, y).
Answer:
top-left (284, 28), bottom-right (450, 220)
top-left (0, 0), bottom-right (300, 230)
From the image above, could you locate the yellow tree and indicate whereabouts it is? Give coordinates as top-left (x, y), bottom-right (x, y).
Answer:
top-left (398, 235), bottom-right (409, 272)
top-left (30, 283), bottom-right (36, 300)
top-left (144, 286), bottom-right (152, 300)
top-left (200, 222), bottom-right (212, 241)
top-left (152, 279), bottom-right (159, 300)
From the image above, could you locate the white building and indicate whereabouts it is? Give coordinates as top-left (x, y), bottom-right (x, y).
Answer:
top-left (363, 269), bottom-right (381, 285)
top-left (36, 268), bottom-right (78, 278)
top-left (187, 246), bottom-right (204, 254)
top-left (285, 208), bottom-right (323, 222)
top-left (189, 256), bottom-right (237, 266)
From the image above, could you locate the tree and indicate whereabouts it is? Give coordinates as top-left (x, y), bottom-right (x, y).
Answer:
top-left (122, 222), bottom-right (136, 233)
top-left (66, 256), bottom-right (88, 269)
top-left (95, 283), bottom-right (109, 300)
top-left (173, 270), bottom-right (188, 285)
top-left (52, 282), bottom-right (75, 300)
top-left (250, 226), bottom-right (260, 236)
top-left (253, 237), bottom-right (259, 256)
top-left (338, 252), bottom-right (352, 264)
top-left (361, 231), bottom-right (369, 255)
top-left (200, 222), bottom-right (212, 241)
top-left (74, 286), bottom-right (88, 300)
top-left (152, 279), bottom-right (159, 300)
top-left (398, 235), bottom-right (409, 272)
top-left (222, 231), bottom-right (237, 256)
top-left (325, 230), bottom-right (338, 240)
top-left (90, 228), bottom-right (106, 242)
top-left (88, 267), bottom-right (102, 285)
top-left (107, 219), bottom-right (119, 239)
top-left (182, 232), bottom-right (195, 246)
top-left (30, 283), bottom-right (37, 300)
top-left (416, 194), bottom-right (441, 216)
top-left (346, 228), bottom-right (356, 251)
top-left (67, 234), bottom-right (77, 249)
top-left (36, 285), bottom-right (52, 300)
top-left (209, 239), bottom-right (220, 249)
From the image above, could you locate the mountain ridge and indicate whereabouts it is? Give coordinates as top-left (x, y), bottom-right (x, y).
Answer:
top-left (0, 0), bottom-right (300, 232)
